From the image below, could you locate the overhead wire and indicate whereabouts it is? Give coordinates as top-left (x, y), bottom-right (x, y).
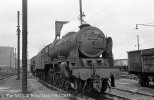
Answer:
top-left (86, 0), bottom-right (119, 21)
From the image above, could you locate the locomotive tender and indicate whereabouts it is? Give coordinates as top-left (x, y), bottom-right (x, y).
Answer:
top-left (31, 24), bottom-right (120, 93)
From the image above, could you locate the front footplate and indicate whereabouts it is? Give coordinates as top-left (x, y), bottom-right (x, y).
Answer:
top-left (72, 67), bottom-right (121, 80)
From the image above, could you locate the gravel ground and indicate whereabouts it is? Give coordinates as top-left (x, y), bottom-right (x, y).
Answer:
top-left (0, 75), bottom-right (71, 100)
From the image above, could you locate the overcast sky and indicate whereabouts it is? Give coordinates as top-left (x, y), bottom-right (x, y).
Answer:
top-left (0, 0), bottom-right (154, 59)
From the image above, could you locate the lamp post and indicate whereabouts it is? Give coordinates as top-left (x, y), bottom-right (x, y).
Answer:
top-left (135, 24), bottom-right (154, 50)
top-left (137, 34), bottom-right (139, 50)
top-left (136, 24), bottom-right (154, 29)
top-left (10, 51), bottom-right (12, 71)
top-left (14, 48), bottom-right (16, 73)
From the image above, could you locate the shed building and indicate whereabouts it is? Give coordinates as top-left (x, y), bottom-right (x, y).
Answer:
top-left (0, 46), bottom-right (15, 70)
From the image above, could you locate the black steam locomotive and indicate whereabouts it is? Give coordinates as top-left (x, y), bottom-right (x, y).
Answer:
top-left (30, 24), bottom-right (120, 93)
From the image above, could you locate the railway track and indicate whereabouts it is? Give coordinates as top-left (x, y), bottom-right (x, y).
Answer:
top-left (36, 77), bottom-right (137, 100)
top-left (37, 78), bottom-right (95, 100)
top-left (120, 72), bottom-right (138, 80)
top-left (83, 90), bottom-right (131, 100)
top-left (97, 86), bottom-right (154, 100)
top-left (0, 72), bottom-right (16, 80)
top-left (109, 86), bottom-right (154, 100)
top-left (103, 93), bottom-right (131, 100)
top-left (112, 86), bottom-right (154, 97)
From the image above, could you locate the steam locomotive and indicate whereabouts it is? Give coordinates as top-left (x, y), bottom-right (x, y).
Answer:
top-left (30, 24), bottom-right (120, 93)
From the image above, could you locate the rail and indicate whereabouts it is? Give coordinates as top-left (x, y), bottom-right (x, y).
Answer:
top-left (36, 77), bottom-right (141, 100)
top-left (0, 72), bottom-right (16, 80)
top-left (111, 86), bottom-right (154, 97)
top-left (37, 78), bottom-right (95, 100)
top-left (103, 93), bottom-right (131, 100)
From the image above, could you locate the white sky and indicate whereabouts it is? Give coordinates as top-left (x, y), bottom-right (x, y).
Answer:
top-left (0, 0), bottom-right (154, 59)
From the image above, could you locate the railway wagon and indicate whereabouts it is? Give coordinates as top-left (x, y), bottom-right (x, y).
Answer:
top-left (128, 48), bottom-right (154, 87)
top-left (31, 24), bottom-right (120, 93)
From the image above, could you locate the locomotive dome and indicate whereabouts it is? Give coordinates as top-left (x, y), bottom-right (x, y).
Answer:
top-left (77, 26), bottom-right (106, 57)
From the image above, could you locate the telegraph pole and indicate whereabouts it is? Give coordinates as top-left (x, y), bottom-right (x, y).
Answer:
top-left (17, 11), bottom-right (20, 80)
top-left (22, 0), bottom-right (28, 94)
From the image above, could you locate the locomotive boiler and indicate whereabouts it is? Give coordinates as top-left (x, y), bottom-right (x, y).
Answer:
top-left (49, 25), bottom-right (106, 59)
top-left (31, 24), bottom-right (120, 93)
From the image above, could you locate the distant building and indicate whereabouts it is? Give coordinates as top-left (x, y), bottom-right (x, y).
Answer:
top-left (114, 59), bottom-right (128, 71)
top-left (0, 46), bottom-right (15, 70)
top-left (114, 59), bottom-right (128, 66)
